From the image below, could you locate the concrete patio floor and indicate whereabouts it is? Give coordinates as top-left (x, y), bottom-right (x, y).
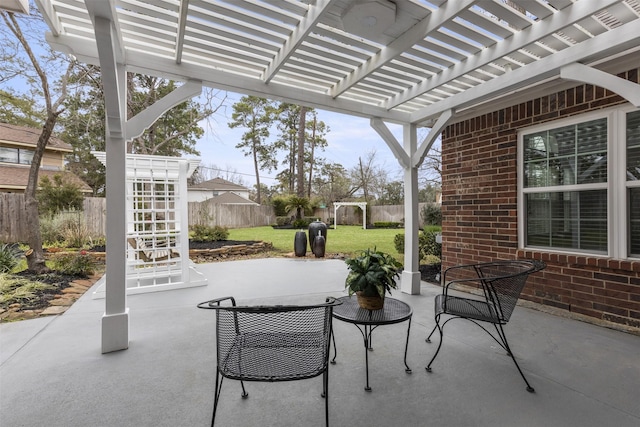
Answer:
top-left (1, 258), bottom-right (639, 427)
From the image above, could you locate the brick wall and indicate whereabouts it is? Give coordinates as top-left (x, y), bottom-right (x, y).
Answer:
top-left (441, 67), bottom-right (640, 330)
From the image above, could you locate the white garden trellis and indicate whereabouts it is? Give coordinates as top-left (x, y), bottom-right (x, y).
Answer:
top-left (92, 152), bottom-right (206, 297)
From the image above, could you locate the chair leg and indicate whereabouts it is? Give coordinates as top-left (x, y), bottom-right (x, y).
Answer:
top-left (495, 323), bottom-right (535, 393)
top-left (212, 371), bottom-right (224, 427)
top-left (425, 316), bottom-right (443, 372)
top-left (240, 380), bottom-right (248, 398)
top-left (324, 370), bottom-right (329, 427)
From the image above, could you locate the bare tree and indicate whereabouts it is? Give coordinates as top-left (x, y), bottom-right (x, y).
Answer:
top-left (1, 10), bottom-right (77, 273)
top-left (349, 150), bottom-right (387, 202)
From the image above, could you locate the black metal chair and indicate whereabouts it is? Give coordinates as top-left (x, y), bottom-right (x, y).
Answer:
top-left (197, 296), bottom-right (342, 426)
top-left (425, 260), bottom-right (545, 392)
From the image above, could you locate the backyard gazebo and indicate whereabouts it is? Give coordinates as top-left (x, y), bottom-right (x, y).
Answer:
top-left (30, 0), bottom-right (640, 352)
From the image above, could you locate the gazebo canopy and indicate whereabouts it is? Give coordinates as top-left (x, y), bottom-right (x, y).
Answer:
top-left (37, 0), bottom-right (640, 126)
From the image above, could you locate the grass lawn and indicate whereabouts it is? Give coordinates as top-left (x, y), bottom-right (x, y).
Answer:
top-left (228, 225), bottom-right (403, 261)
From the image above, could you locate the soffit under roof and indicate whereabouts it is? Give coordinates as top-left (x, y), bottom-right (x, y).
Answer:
top-left (36, 0), bottom-right (640, 126)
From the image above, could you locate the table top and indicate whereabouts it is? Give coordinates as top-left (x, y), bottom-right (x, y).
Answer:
top-left (332, 296), bottom-right (412, 326)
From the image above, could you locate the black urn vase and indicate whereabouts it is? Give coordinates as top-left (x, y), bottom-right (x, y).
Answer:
top-left (308, 220), bottom-right (327, 251)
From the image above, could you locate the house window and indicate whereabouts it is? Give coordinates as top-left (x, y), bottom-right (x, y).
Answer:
top-left (520, 107), bottom-right (640, 258)
top-left (0, 147), bottom-right (34, 165)
top-left (628, 110), bottom-right (640, 256)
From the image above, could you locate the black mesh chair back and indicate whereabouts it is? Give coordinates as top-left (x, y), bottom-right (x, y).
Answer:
top-left (425, 260), bottom-right (545, 392)
top-left (198, 296), bottom-right (341, 426)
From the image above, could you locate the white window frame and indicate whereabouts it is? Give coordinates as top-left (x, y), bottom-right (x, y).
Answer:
top-left (518, 104), bottom-right (639, 260)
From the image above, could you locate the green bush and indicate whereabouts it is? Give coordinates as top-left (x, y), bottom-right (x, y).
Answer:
top-left (421, 254), bottom-right (441, 265)
top-left (37, 174), bottom-right (84, 217)
top-left (270, 195), bottom-right (290, 217)
top-left (50, 251), bottom-right (95, 277)
top-left (0, 274), bottom-right (55, 307)
top-left (292, 217), bottom-right (313, 228)
top-left (419, 230), bottom-right (442, 259)
top-left (0, 243), bottom-right (22, 273)
top-left (394, 230), bottom-right (442, 259)
top-left (421, 203), bottom-right (442, 227)
top-left (275, 216), bottom-right (292, 227)
top-left (190, 224), bottom-right (229, 242)
top-left (374, 221), bottom-right (401, 229)
top-left (394, 233), bottom-right (404, 254)
top-left (40, 215), bottom-right (66, 245)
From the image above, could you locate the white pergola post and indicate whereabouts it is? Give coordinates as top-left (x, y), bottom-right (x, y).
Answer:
top-left (401, 124), bottom-right (421, 294)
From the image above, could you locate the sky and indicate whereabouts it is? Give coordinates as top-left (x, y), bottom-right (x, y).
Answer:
top-left (194, 91), bottom-right (408, 188)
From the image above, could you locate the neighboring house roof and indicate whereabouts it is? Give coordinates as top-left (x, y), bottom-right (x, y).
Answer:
top-left (0, 123), bottom-right (73, 152)
top-left (208, 192), bottom-right (258, 205)
top-left (189, 177), bottom-right (248, 191)
top-left (0, 164), bottom-right (93, 193)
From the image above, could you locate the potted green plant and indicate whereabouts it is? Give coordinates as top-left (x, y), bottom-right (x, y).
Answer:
top-left (344, 248), bottom-right (403, 310)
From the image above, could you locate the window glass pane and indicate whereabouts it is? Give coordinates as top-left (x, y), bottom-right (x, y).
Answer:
top-left (630, 188), bottom-right (640, 257)
top-left (577, 152), bottom-right (607, 184)
top-left (524, 161), bottom-right (548, 187)
top-left (627, 110), bottom-right (640, 180)
top-left (19, 149), bottom-right (34, 165)
top-left (577, 118), bottom-right (607, 154)
top-left (550, 125), bottom-right (574, 157)
top-left (525, 190), bottom-right (607, 253)
top-left (0, 147), bottom-right (18, 163)
top-left (524, 119), bottom-right (606, 188)
top-left (524, 132), bottom-right (548, 161)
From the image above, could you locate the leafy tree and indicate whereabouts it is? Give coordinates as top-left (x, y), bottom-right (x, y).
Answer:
top-left (378, 181), bottom-right (404, 205)
top-left (228, 96), bottom-right (277, 204)
top-left (0, 90), bottom-right (44, 127)
top-left (1, 9), bottom-right (78, 273)
top-left (61, 67), bottom-right (226, 195)
top-left (37, 174), bottom-right (84, 217)
top-left (273, 104), bottom-right (328, 196)
top-left (312, 162), bottom-right (352, 204)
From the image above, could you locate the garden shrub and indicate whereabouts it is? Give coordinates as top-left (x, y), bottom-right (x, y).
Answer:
top-left (275, 216), bottom-right (292, 227)
top-left (419, 230), bottom-right (442, 259)
top-left (421, 203), bottom-right (442, 227)
top-left (270, 196), bottom-right (290, 217)
top-left (40, 215), bottom-right (66, 245)
top-left (0, 243), bottom-right (22, 273)
top-left (421, 254), bottom-right (441, 265)
top-left (37, 174), bottom-right (84, 217)
top-left (0, 274), bottom-right (55, 307)
top-left (394, 230), bottom-right (442, 259)
top-left (394, 233), bottom-right (404, 254)
top-left (190, 224), bottom-right (229, 242)
top-left (50, 251), bottom-right (95, 277)
top-left (373, 221), bottom-right (401, 229)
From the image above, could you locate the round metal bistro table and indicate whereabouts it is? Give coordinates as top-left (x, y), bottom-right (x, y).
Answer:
top-left (331, 296), bottom-right (413, 391)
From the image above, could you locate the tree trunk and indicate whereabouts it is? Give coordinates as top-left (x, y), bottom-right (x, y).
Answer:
top-left (253, 138), bottom-right (262, 204)
top-left (296, 107), bottom-right (306, 197)
top-left (307, 115), bottom-right (316, 198)
top-left (24, 118), bottom-right (56, 274)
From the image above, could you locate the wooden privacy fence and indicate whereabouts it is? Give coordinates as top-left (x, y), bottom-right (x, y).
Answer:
top-left (188, 199), bottom-right (275, 229)
top-left (0, 194), bottom-right (107, 243)
top-left (1, 192), bottom-right (434, 243)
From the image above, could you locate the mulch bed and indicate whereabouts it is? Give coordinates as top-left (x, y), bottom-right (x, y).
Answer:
top-left (3, 272), bottom-right (78, 312)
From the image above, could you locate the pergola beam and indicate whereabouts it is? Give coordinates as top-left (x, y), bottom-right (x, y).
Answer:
top-left (262, 0), bottom-right (337, 83)
top-left (386, 0), bottom-right (621, 110)
top-left (410, 21), bottom-right (640, 124)
top-left (174, 0), bottom-right (190, 64)
top-left (331, 0), bottom-right (477, 98)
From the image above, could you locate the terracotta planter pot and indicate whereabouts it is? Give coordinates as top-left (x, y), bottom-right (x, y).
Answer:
top-left (356, 292), bottom-right (384, 310)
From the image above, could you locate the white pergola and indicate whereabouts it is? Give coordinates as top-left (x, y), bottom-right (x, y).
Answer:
top-left (333, 202), bottom-right (366, 229)
top-left (29, 0), bottom-right (640, 352)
